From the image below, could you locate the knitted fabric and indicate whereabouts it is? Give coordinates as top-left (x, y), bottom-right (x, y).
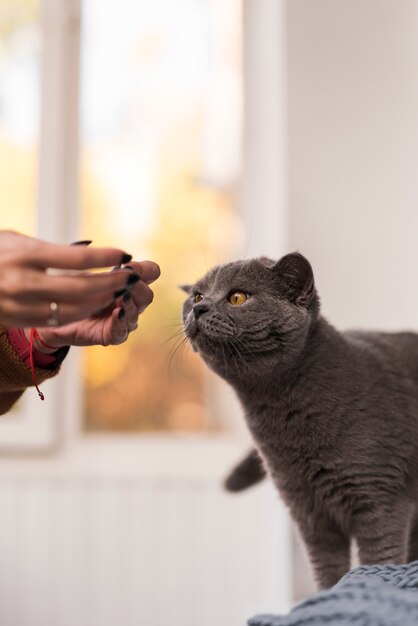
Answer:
top-left (0, 327), bottom-right (63, 414)
top-left (249, 561), bottom-right (418, 626)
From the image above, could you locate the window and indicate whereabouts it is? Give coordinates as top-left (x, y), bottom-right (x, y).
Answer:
top-left (0, 0), bottom-right (285, 450)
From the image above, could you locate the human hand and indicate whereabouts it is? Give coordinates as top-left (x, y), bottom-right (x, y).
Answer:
top-left (0, 230), bottom-right (137, 328)
top-left (29, 260), bottom-right (161, 349)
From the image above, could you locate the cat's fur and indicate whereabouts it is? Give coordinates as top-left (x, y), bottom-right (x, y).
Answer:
top-left (182, 253), bottom-right (418, 589)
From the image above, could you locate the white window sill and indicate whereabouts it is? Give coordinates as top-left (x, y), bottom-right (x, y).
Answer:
top-left (0, 432), bottom-right (250, 481)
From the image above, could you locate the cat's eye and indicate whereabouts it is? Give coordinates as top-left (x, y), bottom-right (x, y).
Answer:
top-left (194, 293), bottom-right (204, 303)
top-left (229, 291), bottom-right (248, 306)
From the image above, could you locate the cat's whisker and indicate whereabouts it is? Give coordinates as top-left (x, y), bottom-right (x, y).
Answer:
top-left (161, 328), bottom-right (187, 348)
top-left (161, 322), bottom-right (184, 330)
top-left (232, 337), bottom-right (255, 371)
top-left (167, 335), bottom-right (189, 372)
top-left (228, 340), bottom-right (244, 371)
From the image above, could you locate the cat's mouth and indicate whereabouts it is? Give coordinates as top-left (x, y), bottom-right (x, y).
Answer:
top-left (189, 325), bottom-right (200, 340)
top-left (186, 321), bottom-right (219, 355)
top-left (185, 315), bottom-right (235, 356)
top-left (184, 317), bottom-right (202, 342)
top-left (187, 323), bottom-right (228, 356)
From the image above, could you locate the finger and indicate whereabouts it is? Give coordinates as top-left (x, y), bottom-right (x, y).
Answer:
top-left (137, 260), bottom-right (160, 284)
top-left (106, 307), bottom-right (129, 345)
top-left (129, 281), bottom-right (154, 314)
top-left (117, 291), bottom-right (139, 330)
top-left (6, 268), bottom-right (140, 304)
top-left (0, 288), bottom-right (120, 328)
top-left (25, 241), bottom-right (133, 271)
top-left (123, 261), bottom-right (160, 285)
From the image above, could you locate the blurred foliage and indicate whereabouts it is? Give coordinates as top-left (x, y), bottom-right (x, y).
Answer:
top-left (0, 0), bottom-right (38, 46)
top-left (0, 140), bottom-right (36, 233)
top-left (83, 151), bottom-right (238, 431)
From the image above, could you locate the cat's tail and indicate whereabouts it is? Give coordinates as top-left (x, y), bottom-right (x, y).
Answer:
top-left (223, 449), bottom-right (267, 492)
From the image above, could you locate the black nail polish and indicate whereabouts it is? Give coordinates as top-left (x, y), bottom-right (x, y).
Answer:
top-left (123, 265), bottom-right (142, 277)
top-left (111, 265), bottom-right (121, 272)
top-left (114, 288), bottom-right (127, 298)
top-left (118, 309), bottom-right (126, 321)
top-left (127, 273), bottom-right (140, 286)
top-left (120, 253), bottom-right (132, 264)
top-left (71, 240), bottom-right (93, 246)
top-left (123, 291), bottom-right (131, 302)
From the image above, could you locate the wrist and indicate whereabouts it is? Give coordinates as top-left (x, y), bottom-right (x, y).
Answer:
top-left (22, 328), bottom-right (62, 354)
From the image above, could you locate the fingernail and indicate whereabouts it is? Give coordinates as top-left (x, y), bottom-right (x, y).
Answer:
top-left (114, 288), bottom-right (127, 298)
top-left (123, 265), bottom-right (142, 278)
top-left (127, 273), bottom-right (140, 286)
top-left (118, 309), bottom-right (126, 320)
top-left (71, 240), bottom-right (93, 246)
top-left (111, 265), bottom-right (121, 272)
top-left (120, 253), bottom-right (132, 264)
top-left (123, 291), bottom-right (131, 302)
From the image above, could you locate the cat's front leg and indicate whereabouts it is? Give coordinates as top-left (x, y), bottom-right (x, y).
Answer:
top-left (297, 513), bottom-right (350, 589)
top-left (351, 500), bottom-right (413, 565)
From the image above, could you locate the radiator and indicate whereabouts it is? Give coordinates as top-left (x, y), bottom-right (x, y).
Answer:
top-left (0, 475), bottom-right (290, 626)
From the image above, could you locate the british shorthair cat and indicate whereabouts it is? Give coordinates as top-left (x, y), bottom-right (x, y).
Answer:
top-left (182, 253), bottom-right (418, 588)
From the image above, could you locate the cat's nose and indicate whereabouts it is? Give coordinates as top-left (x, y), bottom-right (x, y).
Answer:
top-left (194, 303), bottom-right (209, 319)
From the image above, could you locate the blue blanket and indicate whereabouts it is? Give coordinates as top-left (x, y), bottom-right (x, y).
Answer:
top-left (249, 561), bottom-right (418, 626)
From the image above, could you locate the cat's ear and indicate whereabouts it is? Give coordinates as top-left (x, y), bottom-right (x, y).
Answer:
top-left (273, 252), bottom-right (315, 306)
top-left (179, 284), bottom-right (192, 294)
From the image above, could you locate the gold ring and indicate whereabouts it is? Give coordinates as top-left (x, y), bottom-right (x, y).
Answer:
top-left (47, 301), bottom-right (59, 327)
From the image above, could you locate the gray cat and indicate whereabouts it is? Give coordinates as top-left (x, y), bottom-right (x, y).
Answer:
top-left (182, 252), bottom-right (418, 589)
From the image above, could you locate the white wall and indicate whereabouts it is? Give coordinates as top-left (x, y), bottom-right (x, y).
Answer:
top-left (287, 0), bottom-right (418, 330)
top-left (240, 0), bottom-right (287, 259)
top-left (286, 0), bottom-right (418, 598)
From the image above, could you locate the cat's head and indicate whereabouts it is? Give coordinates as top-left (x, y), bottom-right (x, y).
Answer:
top-left (182, 252), bottom-right (320, 380)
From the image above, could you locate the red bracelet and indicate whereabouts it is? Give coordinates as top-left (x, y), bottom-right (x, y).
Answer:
top-left (7, 328), bottom-right (63, 402)
top-left (31, 329), bottom-right (57, 352)
top-left (29, 328), bottom-right (57, 401)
